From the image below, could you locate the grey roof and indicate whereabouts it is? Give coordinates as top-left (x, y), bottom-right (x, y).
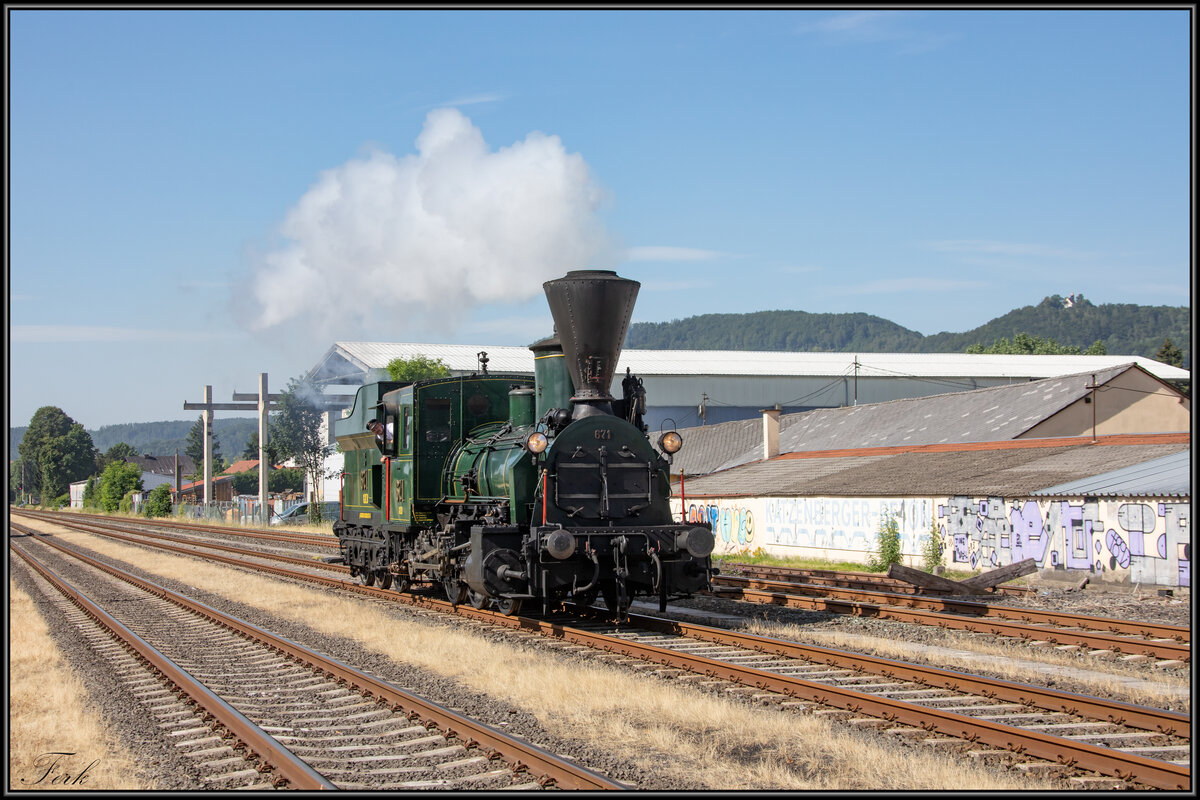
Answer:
top-left (1030, 450), bottom-right (1192, 497)
top-left (666, 363), bottom-right (1153, 476)
top-left (310, 342), bottom-right (1191, 382)
top-left (680, 442), bottom-right (1190, 499)
top-left (128, 454), bottom-right (195, 477)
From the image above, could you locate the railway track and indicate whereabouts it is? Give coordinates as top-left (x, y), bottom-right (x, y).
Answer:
top-left (24, 509), bottom-right (1186, 665)
top-left (708, 572), bottom-right (1190, 663)
top-left (9, 527), bottom-right (623, 791)
top-left (13, 510), bottom-right (1191, 789)
top-left (721, 562), bottom-right (1034, 596)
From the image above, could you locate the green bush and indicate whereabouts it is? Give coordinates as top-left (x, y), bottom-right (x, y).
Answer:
top-left (143, 484), bottom-right (173, 518)
top-left (99, 461), bottom-right (143, 512)
top-left (82, 476), bottom-right (99, 509)
top-left (867, 511), bottom-right (903, 572)
top-left (51, 493), bottom-right (71, 509)
top-left (921, 522), bottom-right (945, 572)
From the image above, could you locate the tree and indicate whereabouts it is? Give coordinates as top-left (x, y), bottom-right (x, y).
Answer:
top-left (39, 424), bottom-right (99, 500)
top-left (241, 429), bottom-right (282, 465)
top-left (1156, 338), bottom-right (1184, 368)
top-left (17, 407), bottom-right (98, 502)
top-left (96, 442), bottom-right (140, 474)
top-left (386, 355), bottom-right (451, 382)
top-left (98, 461), bottom-right (143, 513)
top-left (272, 375), bottom-right (335, 521)
top-left (966, 332), bottom-right (1105, 356)
top-left (230, 466), bottom-right (305, 496)
top-left (143, 484), bottom-right (173, 518)
top-left (185, 416), bottom-right (223, 479)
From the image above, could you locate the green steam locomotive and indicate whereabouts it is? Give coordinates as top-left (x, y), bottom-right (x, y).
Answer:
top-left (332, 270), bottom-right (715, 616)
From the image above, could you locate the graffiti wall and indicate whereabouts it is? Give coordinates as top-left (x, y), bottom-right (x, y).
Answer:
top-left (673, 496), bottom-right (936, 564)
top-left (672, 494), bottom-right (1191, 587)
top-left (937, 496), bottom-right (1190, 588)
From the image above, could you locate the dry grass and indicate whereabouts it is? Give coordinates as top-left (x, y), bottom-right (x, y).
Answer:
top-left (744, 618), bottom-right (1191, 711)
top-left (8, 580), bottom-right (156, 791)
top-left (51, 530), bottom-right (1064, 791)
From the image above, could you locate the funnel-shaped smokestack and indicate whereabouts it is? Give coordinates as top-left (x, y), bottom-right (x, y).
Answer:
top-left (543, 270), bottom-right (640, 418)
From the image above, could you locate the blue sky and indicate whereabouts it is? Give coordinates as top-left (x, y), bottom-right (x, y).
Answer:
top-left (8, 8), bottom-right (1191, 430)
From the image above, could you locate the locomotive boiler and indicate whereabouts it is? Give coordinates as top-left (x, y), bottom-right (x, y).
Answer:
top-left (332, 270), bottom-right (715, 616)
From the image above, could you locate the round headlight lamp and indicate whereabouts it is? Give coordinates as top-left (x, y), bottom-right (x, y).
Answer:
top-left (525, 431), bottom-right (549, 454)
top-left (658, 430), bottom-right (683, 454)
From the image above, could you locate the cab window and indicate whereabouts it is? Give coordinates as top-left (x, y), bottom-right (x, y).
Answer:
top-left (424, 397), bottom-right (451, 442)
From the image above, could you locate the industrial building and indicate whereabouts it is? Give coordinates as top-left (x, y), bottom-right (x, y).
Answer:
top-left (665, 364), bottom-right (1191, 588)
top-left (307, 342), bottom-right (1191, 432)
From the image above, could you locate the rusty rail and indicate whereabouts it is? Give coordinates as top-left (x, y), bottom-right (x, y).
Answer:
top-left (11, 541), bottom-right (337, 790)
top-left (12, 525), bottom-right (624, 791)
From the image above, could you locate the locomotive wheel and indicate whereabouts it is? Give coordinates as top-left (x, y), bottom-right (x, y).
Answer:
top-left (396, 576), bottom-right (412, 594)
top-left (376, 571), bottom-right (393, 590)
top-left (359, 569), bottom-right (376, 587)
top-left (467, 589), bottom-right (488, 610)
top-left (494, 597), bottom-right (523, 616)
top-left (443, 578), bottom-right (467, 605)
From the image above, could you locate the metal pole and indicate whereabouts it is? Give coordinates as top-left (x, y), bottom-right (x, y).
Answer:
top-left (1090, 373), bottom-right (1097, 443)
top-left (854, 356), bottom-right (859, 406)
top-left (258, 373), bottom-right (269, 526)
top-left (203, 385), bottom-right (213, 505)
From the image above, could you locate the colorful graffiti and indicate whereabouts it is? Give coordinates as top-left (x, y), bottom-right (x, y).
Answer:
top-left (686, 501), bottom-right (756, 548)
top-left (672, 493), bottom-right (1190, 587)
top-left (937, 496), bottom-right (1190, 587)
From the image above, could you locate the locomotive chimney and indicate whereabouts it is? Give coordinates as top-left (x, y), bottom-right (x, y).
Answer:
top-left (543, 269), bottom-right (640, 419)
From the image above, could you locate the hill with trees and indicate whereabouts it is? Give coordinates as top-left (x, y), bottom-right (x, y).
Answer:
top-left (10, 417), bottom-right (260, 462)
top-left (626, 295), bottom-right (1191, 367)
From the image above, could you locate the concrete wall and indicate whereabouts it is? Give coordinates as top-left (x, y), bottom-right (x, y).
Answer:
top-left (672, 493), bottom-right (1191, 588)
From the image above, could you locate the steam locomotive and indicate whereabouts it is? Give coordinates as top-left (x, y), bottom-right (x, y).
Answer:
top-left (332, 270), bottom-right (715, 616)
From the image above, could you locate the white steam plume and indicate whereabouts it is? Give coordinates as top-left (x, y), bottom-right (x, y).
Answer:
top-left (245, 108), bottom-right (615, 343)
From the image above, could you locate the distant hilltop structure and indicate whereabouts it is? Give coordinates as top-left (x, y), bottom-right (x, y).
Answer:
top-left (1063, 292), bottom-right (1085, 308)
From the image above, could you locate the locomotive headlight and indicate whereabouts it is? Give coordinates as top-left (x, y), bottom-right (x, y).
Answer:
top-left (675, 527), bottom-right (715, 558)
top-left (658, 430), bottom-right (683, 454)
top-left (524, 431), bottom-right (548, 454)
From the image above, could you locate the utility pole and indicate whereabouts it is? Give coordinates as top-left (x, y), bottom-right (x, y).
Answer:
top-left (853, 356), bottom-right (859, 406)
top-left (186, 373), bottom-right (354, 524)
top-left (1085, 373), bottom-right (1098, 443)
top-left (232, 373), bottom-right (282, 524)
top-left (185, 375), bottom-right (281, 521)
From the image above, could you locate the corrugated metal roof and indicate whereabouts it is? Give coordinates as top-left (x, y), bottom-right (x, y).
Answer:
top-left (663, 363), bottom-right (1154, 475)
top-left (680, 441), bottom-right (1190, 498)
top-left (1030, 450), bottom-right (1192, 497)
top-left (311, 343), bottom-right (1191, 382)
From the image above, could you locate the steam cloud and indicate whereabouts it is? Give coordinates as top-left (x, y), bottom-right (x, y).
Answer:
top-left (245, 109), bottom-right (615, 343)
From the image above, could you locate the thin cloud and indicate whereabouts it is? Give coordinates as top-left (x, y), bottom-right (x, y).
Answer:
top-left (828, 277), bottom-right (988, 296)
top-left (442, 93), bottom-right (505, 108)
top-left (924, 239), bottom-right (1091, 260)
top-left (13, 325), bottom-right (237, 343)
top-left (624, 246), bottom-right (732, 262)
top-left (795, 11), bottom-right (956, 53)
